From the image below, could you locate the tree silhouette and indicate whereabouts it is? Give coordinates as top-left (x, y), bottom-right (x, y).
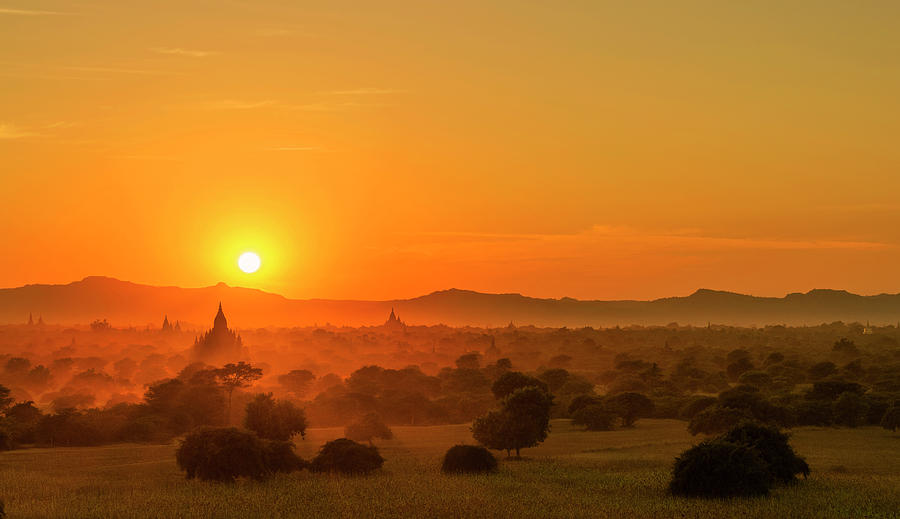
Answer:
top-left (215, 362), bottom-right (263, 422)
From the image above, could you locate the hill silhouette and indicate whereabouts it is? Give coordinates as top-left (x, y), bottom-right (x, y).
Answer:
top-left (1, 277), bottom-right (898, 328)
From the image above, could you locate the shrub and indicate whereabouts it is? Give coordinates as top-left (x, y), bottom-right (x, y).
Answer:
top-left (441, 444), bottom-right (498, 474)
top-left (245, 393), bottom-right (308, 441)
top-left (344, 413), bottom-right (393, 444)
top-left (669, 439), bottom-right (771, 497)
top-left (310, 438), bottom-right (384, 475)
top-left (175, 427), bottom-right (269, 482)
top-left (263, 439), bottom-right (307, 473)
top-left (571, 405), bottom-right (615, 431)
top-left (721, 422), bottom-right (809, 484)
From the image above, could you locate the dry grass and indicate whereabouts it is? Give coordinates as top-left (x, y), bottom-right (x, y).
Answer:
top-left (1, 419), bottom-right (898, 518)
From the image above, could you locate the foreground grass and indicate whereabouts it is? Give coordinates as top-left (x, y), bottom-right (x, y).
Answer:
top-left (1, 420), bottom-right (898, 518)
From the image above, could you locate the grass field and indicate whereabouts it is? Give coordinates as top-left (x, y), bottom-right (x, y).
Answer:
top-left (1, 419), bottom-right (898, 518)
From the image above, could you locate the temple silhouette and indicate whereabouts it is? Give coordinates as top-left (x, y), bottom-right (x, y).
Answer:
top-left (192, 303), bottom-right (243, 363)
top-left (383, 308), bottom-right (406, 332)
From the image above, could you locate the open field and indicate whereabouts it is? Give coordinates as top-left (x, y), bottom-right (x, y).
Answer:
top-left (1, 419), bottom-right (898, 518)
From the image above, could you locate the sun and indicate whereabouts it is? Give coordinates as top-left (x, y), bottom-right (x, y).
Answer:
top-left (238, 252), bottom-right (261, 273)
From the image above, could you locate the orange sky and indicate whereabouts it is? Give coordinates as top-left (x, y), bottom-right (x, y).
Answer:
top-left (2, 1), bottom-right (899, 300)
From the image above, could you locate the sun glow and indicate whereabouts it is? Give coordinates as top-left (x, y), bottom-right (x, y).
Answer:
top-left (238, 252), bottom-right (261, 273)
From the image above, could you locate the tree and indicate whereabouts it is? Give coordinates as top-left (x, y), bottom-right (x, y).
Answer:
top-left (669, 439), bottom-right (772, 497)
top-left (215, 362), bottom-right (263, 421)
top-left (278, 369), bottom-right (315, 398)
top-left (176, 427), bottom-right (270, 482)
top-left (0, 385), bottom-right (11, 412)
top-left (245, 393), bottom-right (308, 441)
top-left (538, 369), bottom-right (570, 393)
top-left (881, 406), bottom-right (900, 432)
top-left (726, 357), bottom-right (755, 381)
top-left (310, 438), bottom-right (384, 474)
top-left (679, 396), bottom-right (718, 420)
top-left (722, 422), bottom-right (809, 484)
top-left (604, 392), bottom-right (654, 427)
top-left (571, 405), bottom-right (615, 431)
top-left (832, 391), bottom-right (868, 427)
top-left (441, 445), bottom-right (497, 474)
top-left (344, 413), bottom-right (393, 444)
top-left (688, 406), bottom-right (753, 436)
top-left (455, 353), bottom-right (482, 370)
top-left (490, 372), bottom-right (548, 399)
top-left (808, 362), bottom-right (838, 381)
top-left (472, 386), bottom-right (552, 457)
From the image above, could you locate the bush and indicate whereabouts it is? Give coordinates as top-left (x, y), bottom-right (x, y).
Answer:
top-left (310, 438), bottom-right (384, 474)
top-left (721, 422), bottom-right (809, 484)
top-left (669, 439), bottom-right (772, 497)
top-left (441, 444), bottom-right (498, 474)
top-left (263, 439), bottom-right (307, 473)
top-left (175, 427), bottom-right (269, 482)
top-left (571, 405), bottom-right (615, 431)
top-left (245, 393), bottom-right (308, 441)
top-left (344, 413), bottom-right (393, 444)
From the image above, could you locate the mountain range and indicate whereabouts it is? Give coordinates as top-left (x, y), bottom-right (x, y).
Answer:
top-left (1, 276), bottom-right (899, 329)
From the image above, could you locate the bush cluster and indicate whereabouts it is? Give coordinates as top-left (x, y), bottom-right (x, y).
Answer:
top-left (175, 427), bottom-right (305, 482)
top-left (441, 444), bottom-right (497, 474)
top-left (310, 438), bottom-right (384, 475)
top-left (670, 422), bottom-right (809, 498)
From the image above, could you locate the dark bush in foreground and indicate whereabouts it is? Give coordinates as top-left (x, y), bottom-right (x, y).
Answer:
top-left (441, 444), bottom-right (497, 474)
top-left (310, 438), bottom-right (384, 474)
top-left (263, 439), bottom-right (307, 473)
top-left (669, 439), bottom-right (771, 497)
top-left (176, 427), bottom-right (290, 482)
top-left (722, 423), bottom-right (809, 484)
top-left (571, 405), bottom-right (615, 431)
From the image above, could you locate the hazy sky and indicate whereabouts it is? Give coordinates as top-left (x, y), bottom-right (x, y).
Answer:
top-left (2, 1), bottom-right (899, 300)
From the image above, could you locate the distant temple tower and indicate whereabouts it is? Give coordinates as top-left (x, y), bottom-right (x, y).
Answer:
top-left (192, 303), bottom-right (243, 363)
top-left (383, 308), bottom-right (406, 332)
top-left (28, 313), bottom-right (34, 326)
top-left (161, 315), bottom-right (174, 332)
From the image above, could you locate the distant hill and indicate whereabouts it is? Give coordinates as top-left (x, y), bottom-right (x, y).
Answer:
top-left (1, 276), bottom-right (899, 328)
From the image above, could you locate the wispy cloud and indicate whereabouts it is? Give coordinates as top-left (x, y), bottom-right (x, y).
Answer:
top-left (0, 123), bottom-right (38, 139)
top-left (0, 7), bottom-right (65, 15)
top-left (267, 146), bottom-right (319, 151)
top-left (152, 47), bottom-right (217, 58)
top-left (205, 99), bottom-right (277, 110)
top-left (44, 121), bottom-right (79, 129)
top-left (324, 88), bottom-right (408, 95)
top-left (404, 225), bottom-right (894, 262)
top-left (63, 66), bottom-right (170, 76)
top-left (287, 101), bottom-right (385, 111)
